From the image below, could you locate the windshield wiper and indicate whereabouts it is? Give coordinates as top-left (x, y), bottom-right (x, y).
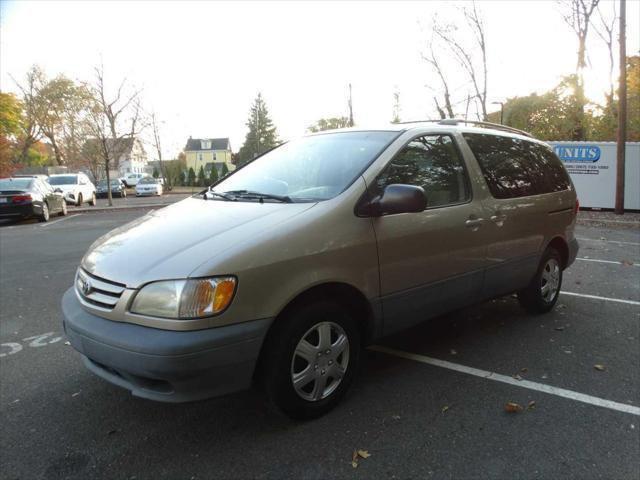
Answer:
top-left (204, 189), bottom-right (236, 201)
top-left (224, 190), bottom-right (293, 203)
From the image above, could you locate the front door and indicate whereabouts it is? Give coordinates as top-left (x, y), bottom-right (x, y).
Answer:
top-left (369, 133), bottom-right (490, 335)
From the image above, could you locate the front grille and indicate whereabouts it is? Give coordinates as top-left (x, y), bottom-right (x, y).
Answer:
top-left (76, 269), bottom-right (126, 310)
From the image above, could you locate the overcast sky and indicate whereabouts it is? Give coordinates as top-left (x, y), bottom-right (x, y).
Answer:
top-left (1, 0), bottom-right (638, 159)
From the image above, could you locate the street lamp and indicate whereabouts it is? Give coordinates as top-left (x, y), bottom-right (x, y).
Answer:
top-left (491, 101), bottom-right (504, 125)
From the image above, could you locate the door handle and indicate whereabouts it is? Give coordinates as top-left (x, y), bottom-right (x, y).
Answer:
top-left (465, 218), bottom-right (484, 228)
top-left (490, 214), bottom-right (506, 222)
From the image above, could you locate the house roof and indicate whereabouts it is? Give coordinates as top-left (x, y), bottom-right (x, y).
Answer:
top-left (185, 137), bottom-right (231, 151)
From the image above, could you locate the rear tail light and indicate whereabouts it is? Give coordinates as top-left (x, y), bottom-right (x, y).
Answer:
top-left (12, 194), bottom-right (32, 204)
top-left (574, 198), bottom-right (580, 216)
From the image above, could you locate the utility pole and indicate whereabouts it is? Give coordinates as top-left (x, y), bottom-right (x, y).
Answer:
top-left (491, 101), bottom-right (504, 124)
top-left (348, 83), bottom-right (354, 127)
top-left (615, 0), bottom-right (626, 214)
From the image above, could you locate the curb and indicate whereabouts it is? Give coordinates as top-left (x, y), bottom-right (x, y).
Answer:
top-left (68, 203), bottom-right (175, 213)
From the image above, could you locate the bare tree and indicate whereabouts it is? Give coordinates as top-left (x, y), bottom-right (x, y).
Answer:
top-left (559, 0), bottom-right (601, 71)
top-left (150, 112), bottom-right (171, 190)
top-left (391, 87), bottom-right (402, 123)
top-left (593, 1), bottom-right (617, 102)
top-left (426, 2), bottom-right (488, 120)
top-left (422, 43), bottom-right (455, 118)
top-left (558, 0), bottom-right (600, 139)
top-left (86, 64), bottom-right (142, 206)
top-left (11, 66), bottom-right (45, 163)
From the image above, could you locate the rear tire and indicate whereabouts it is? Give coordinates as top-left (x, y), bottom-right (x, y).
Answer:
top-left (262, 300), bottom-right (361, 420)
top-left (518, 247), bottom-right (563, 314)
top-left (89, 192), bottom-right (96, 206)
top-left (38, 203), bottom-right (50, 222)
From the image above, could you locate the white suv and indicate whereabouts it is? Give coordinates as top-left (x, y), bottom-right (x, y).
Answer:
top-left (121, 173), bottom-right (150, 188)
top-left (48, 173), bottom-right (96, 206)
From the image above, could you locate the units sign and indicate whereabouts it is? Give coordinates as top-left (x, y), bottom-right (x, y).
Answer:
top-left (554, 145), bottom-right (601, 162)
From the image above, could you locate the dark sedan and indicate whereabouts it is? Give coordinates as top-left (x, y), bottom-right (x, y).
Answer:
top-left (96, 179), bottom-right (127, 198)
top-left (0, 177), bottom-right (67, 222)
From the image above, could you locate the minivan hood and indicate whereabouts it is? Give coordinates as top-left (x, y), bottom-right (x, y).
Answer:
top-left (82, 197), bottom-right (316, 287)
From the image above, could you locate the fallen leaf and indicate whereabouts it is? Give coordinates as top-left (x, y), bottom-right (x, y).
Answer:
top-left (357, 450), bottom-right (371, 459)
top-left (520, 368), bottom-right (528, 373)
top-left (554, 326), bottom-right (565, 331)
top-left (594, 364), bottom-right (605, 371)
top-left (64, 341), bottom-right (70, 346)
top-left (71, 392), bottom-right (80, 397)
top-left (504, 402), bottom-right (523, 413)
top-left (621, 260), bottom-right (634, 266)
top-left (512, 374), bottom-right (523, 381)
top-left (391, 415), bottom-right (401, 420)
top-left (441, 405), bottom-right (449, 413)
top-left (556, 304), bottom-right (567, 310)
top-left (527, 401), bottom-right (536, 410)
top-left (352, 450), bottom-right (359, 468)
top-left (450, 349), bottom-right (458, 355)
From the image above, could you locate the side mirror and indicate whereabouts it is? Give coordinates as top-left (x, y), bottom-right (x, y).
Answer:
top-left (369, 184), bottom-right (427, 216)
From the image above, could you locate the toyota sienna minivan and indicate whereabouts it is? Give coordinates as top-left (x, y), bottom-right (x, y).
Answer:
top-left (62, 120), bottom-right (578, 419)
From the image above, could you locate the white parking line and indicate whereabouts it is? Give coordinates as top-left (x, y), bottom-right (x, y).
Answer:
top-left (576, 257), bottom-right (638, 267)
top-left (39, 214), bottom-right (83, 228)
top-left (369, 345), bottom-right (640, 416)
top-left (577, 237), bottom-right (640, 247)
top-left (560, 291), bottom-right (640, 306)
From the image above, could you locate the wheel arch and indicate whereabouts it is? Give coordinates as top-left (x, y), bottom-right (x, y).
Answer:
top-left (546, 236), bottom-right (569, 269)
top-left (253, 281), bottom-right (376, 383)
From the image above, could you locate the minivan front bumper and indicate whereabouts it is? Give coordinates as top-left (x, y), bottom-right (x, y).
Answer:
top-left (61, 288), bottom-right (271, 402)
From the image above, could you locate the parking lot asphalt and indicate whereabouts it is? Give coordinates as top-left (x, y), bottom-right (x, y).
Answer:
top-left (0, 209), bottom-right (638, 480)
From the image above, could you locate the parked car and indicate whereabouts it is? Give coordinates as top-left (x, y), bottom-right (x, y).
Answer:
top-left (0, 177), bottom-right (67, 222)
top-left (121, 173), bottom-right (149, 188)
top-left (96, 179), bottom-right (127, 198)
top-left (48, 173), bottom-right (96, 206)
top-left (62, 120), bottom-right (578, 419)
top-left (13, 174), bottom-right (50, 181)
top-left (135, 177), bottom-right (163, 196)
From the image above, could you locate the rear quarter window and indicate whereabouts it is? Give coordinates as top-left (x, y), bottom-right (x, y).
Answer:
top-left (462, 133), bottom-right (571, 199)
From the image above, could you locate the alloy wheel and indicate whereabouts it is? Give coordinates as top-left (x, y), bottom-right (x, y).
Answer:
top-left (541, 258), bottom-right (560, 303)
top-left (290, 321), bottom-right (350, 402)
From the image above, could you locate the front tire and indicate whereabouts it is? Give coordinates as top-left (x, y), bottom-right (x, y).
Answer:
top-left (262, 300), bottom-right (361, 420)
top-left (518, 248), bottom-right (563, 314)
top-left (59, 201), bottom-right (67, 216)
top-left (76, 193), bottom-right (83, 207)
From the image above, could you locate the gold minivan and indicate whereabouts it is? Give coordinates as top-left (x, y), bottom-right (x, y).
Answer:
top-left (62, 120), bottom-right (578, 418)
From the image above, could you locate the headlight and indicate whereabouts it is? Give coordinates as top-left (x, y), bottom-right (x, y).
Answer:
top-left (130, 277), bottom-right (236, 319)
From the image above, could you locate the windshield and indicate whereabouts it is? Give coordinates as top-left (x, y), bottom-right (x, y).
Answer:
top-left (138, 178), bottom-right (157, 185)
top-left (48, 175), bottom-right (77, 185)
top-left (0, 178), bottom-right (33, 190)
top-left (214, 131), bottom-right (398, 201)
top-left (98, 180), bottom-right (121, 187)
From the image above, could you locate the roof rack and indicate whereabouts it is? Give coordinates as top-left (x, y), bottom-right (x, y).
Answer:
top-left (397, 118), bottom-right (533, 138)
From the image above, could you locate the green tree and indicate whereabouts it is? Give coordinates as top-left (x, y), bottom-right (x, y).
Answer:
top-left (208, 165), bottom-right (219, 184)
top-left (591, 55), bottom-right (640, 141)
top-left (197, 165), bottom-right (206, 186)
top-left (152, 167), bottom-right (159, 178)
top-left (220, 162), bottom-right (229, 178)
top-left (0, 92), bottom-right (23, 176)
top-left (307, 116), bottom-right (350, 133)
top-left (238, 93), bottom-right (278, 165)
top-left (499, 75), bottom-right (593, 141)
top-left (187, 167), bottom-right (196, 186)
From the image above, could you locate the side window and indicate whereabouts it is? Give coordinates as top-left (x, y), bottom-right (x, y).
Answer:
top-left (39, 180), bottom-right (53, 194)
top-left (524, 142), bottom-right (572, 194)
top-left (374, 134), bottom-right (470, 208)
top-left (462, 133), bottom-right (535, 199)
